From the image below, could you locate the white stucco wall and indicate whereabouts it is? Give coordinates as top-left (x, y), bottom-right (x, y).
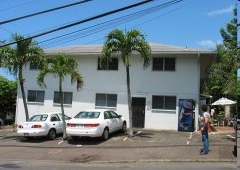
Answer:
top-left (15, 53), bottom-right (200, 131)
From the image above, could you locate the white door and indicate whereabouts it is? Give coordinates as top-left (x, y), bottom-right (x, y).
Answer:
top-left (50, 114), bottom-right (63, 134)
top-left (108, 111), bottom-right (122, 131)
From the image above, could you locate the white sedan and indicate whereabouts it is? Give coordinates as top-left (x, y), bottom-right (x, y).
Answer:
top-left (17, 112), bottom-right (71, 140)
top-left (66, 109), bottom-right (127, 140)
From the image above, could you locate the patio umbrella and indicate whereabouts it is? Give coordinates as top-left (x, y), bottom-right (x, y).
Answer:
top-left (211, 97), bottom-right (236, 106)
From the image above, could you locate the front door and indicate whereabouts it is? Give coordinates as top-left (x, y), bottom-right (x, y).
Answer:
top-left (132, 97), bottom-right (146, 128)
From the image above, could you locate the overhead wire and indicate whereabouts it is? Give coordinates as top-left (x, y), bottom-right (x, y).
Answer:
top-left (0, 0), bottom-right (153, 48)
top-left (131, 0), bottom-right (195, 31)
top-left (1, 0), bottom-right (191, 49)
top-left (0, 0), bottom-right (94, 40)
top-left (39, 0), bottom-right (185, 48)
top-left (49, 0), bottom-right (194, 50)
top-left (0, 0), bottom-right (38, 12)
top-left (0, 0), bottom-right (93, 25)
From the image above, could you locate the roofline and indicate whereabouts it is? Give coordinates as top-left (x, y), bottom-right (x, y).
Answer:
top-left (151, 51), bottom-right (216, 55)
top-left (45, 51), bottom-right (216, 56)
top-left (44, 44), bottom-right (216, 56)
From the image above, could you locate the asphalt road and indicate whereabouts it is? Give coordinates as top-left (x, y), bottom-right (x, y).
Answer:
top-left (0, 160), bottom-right (237, 170)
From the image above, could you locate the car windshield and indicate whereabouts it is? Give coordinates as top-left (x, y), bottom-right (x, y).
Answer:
top-left (59, 114), bottom-right (71, 120)
top-left (28, 114), bottom-right (48, 122)
top-left (74, 111), bottom-right (100, 119)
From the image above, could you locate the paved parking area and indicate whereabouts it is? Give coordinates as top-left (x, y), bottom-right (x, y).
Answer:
top-left (0, 126), bottom-right (237, 163)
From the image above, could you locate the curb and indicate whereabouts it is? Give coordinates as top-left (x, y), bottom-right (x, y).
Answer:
top-left (84, 159), bottom-right (237, 164)
top-left (0, 158), bottom-right (236, 164)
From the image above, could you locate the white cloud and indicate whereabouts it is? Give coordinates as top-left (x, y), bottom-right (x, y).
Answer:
top-left (198, 40), bottom-right (221, 49)
top-left (207, 5), bottom-right (234, 16)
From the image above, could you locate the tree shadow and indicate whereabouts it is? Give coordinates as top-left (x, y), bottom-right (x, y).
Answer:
top-left (0, 163), bottom-right (21, 169)
top-left (67, 131), bottom-right (128, 145)
top-left (67, 137), bottom-right (104, 145)
top-left (132, 130), bottom-right (155, 139)
top-left (15, 134), bottom-right (63, 143)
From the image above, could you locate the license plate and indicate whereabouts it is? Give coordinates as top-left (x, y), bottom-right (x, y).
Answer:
top-left (76, 124), bottom-right (83, 127)
top-left (24, 133), bottom-right (29, 136)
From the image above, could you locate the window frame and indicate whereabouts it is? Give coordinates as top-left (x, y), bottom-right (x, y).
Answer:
top-left (152, 95), bottom-right (176, 111)
top-left (27, 90), bottom-right (45, 103)
top-left (95, 93), bottom-right (117, 108)
top-left (152, 57), bottom-right (176, 71)
top-left (53, 91), bottom-right (73, 105)
top-left (97, 58), bottom-right (118, 70)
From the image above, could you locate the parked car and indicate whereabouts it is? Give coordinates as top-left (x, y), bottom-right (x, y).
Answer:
top-left (0, 118), bottom-right (4, 127)
top-left (66, 109), bottom-right (127, 140)
top-left (17, 112), bottom-right (71, 140)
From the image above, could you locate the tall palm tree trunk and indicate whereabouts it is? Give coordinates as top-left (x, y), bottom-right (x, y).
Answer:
top-left (59, 77), bottom-right (67, 140)
top-left (126, 66), bottom-right (133, 137)
top-left (19, 68), bottom-right (29, 121)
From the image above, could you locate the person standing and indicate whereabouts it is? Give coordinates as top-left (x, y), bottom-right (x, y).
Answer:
top-left (210, 107), bottom-right (215, 119)
top-left (199, 104), bottom-right (211, 155)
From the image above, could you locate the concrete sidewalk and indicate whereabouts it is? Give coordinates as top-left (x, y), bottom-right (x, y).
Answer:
top-left (0, 125), bottom-right (237, 163)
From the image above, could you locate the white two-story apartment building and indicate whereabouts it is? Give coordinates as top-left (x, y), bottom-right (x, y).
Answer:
top-left (15, 44), bottom-right (215, 131)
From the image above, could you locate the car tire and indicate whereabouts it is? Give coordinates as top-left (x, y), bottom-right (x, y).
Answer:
top-left (19, 137), bottom-right (28, 141)
top-left (101, 128), bottom-right (109, 141)
top-left (122, 122), bottom-right (127, 132)
top-left (47, 128), bottom-right (56, 140)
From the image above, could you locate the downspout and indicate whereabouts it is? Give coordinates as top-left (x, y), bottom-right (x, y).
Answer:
top-left (195, 53), bottom-right (201, 131)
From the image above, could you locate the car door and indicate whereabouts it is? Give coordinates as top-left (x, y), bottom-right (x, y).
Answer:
top-left (50, 114), bottom-right (63, 134)
top-left (108, 111), bottom-right (122, 132)
top-left (104, 111), bottom-right (115, 133)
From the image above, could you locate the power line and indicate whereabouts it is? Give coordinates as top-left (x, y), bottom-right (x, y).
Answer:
top-left (0, 0), bottom-right (93, 25)
top-left (53, 0), bottom-right (190, 49)
top-left (39, 0), bottom-right (185, 48)
top-left (0, 0), bottom-right (38, 12)
top-left (0, 0), bottom-right (152, 48)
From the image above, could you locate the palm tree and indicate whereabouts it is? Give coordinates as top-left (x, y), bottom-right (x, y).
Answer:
top-left (37, 53), bottom-right (83, 140)
top-left (100, 29), bottom-right (151, 137)
top-left (2, 33), bottom-right (45, 121)
top-left (0, 45), bottom-right (9, 66)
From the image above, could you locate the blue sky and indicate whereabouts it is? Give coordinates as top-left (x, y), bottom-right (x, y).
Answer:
top-left (0, 0), bottom-right (237, 80)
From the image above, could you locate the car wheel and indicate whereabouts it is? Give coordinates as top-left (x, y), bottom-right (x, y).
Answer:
top-left (101, 128), bottom-right (109, 141)
top-left (18, 137), bottom-right (28, 141)
top-left (122, 122), bottom-right (127, 132)
top-left (47, 129), bottom-right (56, 140)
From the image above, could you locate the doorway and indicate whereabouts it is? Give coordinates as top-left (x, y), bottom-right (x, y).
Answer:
top-left (132, 97), bottom-right (146, 128)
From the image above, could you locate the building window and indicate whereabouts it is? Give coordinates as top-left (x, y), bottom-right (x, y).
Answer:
top-left (54, 91), bottom-right (73, 105)
top-left (98, 58), bottom-right (118, 70)
top-left (152, 57), bottom-right (175, 71)
top-left (29, 62), bottom-right (41, 70)
top-left (152, 95), bottom-right (176, 110)
top-left (27, 90), bottom-right (45, 103)
top-left (95, 93), bottom-right (117, 107)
